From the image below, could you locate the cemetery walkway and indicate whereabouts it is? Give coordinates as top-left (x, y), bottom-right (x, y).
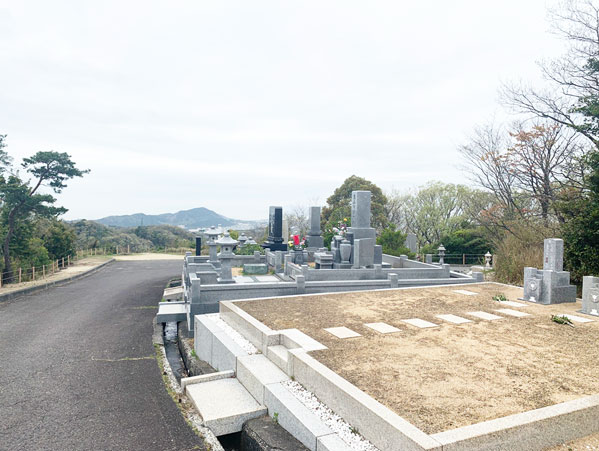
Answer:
top-left (0, 259), bottom-right (207, 450)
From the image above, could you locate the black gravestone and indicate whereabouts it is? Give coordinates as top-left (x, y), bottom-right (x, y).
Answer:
top-left (261, 206), bottom-right (288, 251)
top-left (195, 237), bottom-right (202, 256)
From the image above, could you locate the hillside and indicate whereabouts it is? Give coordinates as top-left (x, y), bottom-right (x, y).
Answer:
top-left (95, 207), bottom-right (235, 228)
top-left (72, 220), bottom-right (195, 251)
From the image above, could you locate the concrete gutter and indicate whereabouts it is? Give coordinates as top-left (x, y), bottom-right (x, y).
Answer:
top-left (0, 258), bottom-right (115, 303)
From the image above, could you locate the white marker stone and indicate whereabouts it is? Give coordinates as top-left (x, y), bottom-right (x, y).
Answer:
top-left (561, 314), bottom-right (595, 323)
top-left (495, 308), bottom-right (530, 318)
top-left (324, 327), bottom-right (362, 339)
top-left (233, 276), bottom-right (254, 283)
top-left (435, 314), bottom-right (472, 324)
top-left (467, 311), bottom-right (503, 321)
top-left (402, 318), bottom-right (439, 328)
top-left (499, 300), bottom-right (528, 308)
top-left (364, 322), bottom-right (401, 334)
top-left (453, 289), bottom-right (478, 296)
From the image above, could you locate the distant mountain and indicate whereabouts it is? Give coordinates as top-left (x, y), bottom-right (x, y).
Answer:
top-left (95, 207), bottom-right (236, 229)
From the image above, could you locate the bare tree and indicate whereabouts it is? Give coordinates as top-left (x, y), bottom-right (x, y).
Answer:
top-left (503, 0), bottom-right (599, 149)
top-left (284, 205), bottom-right (310, 237)
top-left (459, 120), bottom-right (584, 237)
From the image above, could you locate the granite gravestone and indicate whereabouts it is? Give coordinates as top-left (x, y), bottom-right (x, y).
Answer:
top-left (262, 206), bottom-right (288, 251)
top-left (347, 191), bottom-right (377, 268)
top-left (195, 236), bottom-right (202, 256)
top-left (306, 206), bottom-right (324, 248)
top-left (582, 276), bottom-right (599, 316)
top-left (523, 238), bottom-right (576, 304)
top-left (405, 233), bottom-right (418, 254)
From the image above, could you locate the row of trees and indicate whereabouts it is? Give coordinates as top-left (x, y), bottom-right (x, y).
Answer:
top-left (312, 1), bottom-right (599, 285)
top-left (0, 135), bottom-right (87, 283)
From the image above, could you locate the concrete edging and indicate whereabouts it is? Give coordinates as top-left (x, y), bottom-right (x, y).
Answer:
top-left (211, 283), bottom-right (599, 450)
top-left (0, 258), bottom-right (115, 303)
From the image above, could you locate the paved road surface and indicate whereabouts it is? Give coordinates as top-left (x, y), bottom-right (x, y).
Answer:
top-left (0, 260), bottom-right (206, 451)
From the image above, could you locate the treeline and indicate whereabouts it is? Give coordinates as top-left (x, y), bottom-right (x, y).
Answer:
top-left (71, 220), bottom-right (194, 251)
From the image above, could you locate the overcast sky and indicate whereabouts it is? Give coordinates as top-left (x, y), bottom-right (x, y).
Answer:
top-left (0, 1), bottom-right (565, 221)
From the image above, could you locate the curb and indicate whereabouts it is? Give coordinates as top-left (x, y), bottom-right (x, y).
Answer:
top-left (0, 258), bottom-right (115, 303)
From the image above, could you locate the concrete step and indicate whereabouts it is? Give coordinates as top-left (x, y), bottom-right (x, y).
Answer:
top-left (163, 286), bottom-right (184, 301)
top-left (267, 345), bottom-right (290, 374)
top-left (156, 302), bottom-right (187, 323)
top-left (186, 377), bottom-right (267, 437)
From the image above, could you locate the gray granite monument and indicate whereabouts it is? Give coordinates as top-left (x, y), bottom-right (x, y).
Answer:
top-left (582, 276), bottom-right (599, 316)
top-left (306, 206), bottom-right (324, 249)
top-left (262, 206), bottom-right (288, 251)
top-left (523, 238), bottom-right (576, 304)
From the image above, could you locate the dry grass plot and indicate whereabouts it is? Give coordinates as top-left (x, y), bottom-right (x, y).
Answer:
top-left (237, 282), bottom-right (599, 434)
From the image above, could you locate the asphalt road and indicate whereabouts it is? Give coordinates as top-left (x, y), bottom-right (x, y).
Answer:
top-left (0, 260), bottom-right (207, 451)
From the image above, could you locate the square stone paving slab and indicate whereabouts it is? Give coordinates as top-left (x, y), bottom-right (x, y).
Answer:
top-left (435, 314), bottom-right (472, 324)
top-left (496, 308), bottom-right (530, 318)
top-left (323, 326), bottom-right (361, 339)
top-left (453, 289), bottom-right (478, 296)
top-left (467, 311), bottom-right (504, 321)
top-left (498, 300), bottom-right (528, 308)
top-left (186, 378), bottom-right (267, 436)
top-left (234, 276), bottom-right (255, 283)
top-left (402, 318), bottom-right (439, 328)
top-left (364, 322), bottom-right (401, 334)
top-left (255, 275), bottom-right (279, 282)
top-left (562, 314), bottom-right (595, 323)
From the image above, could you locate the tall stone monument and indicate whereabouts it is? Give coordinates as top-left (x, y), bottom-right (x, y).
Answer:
top-left (335, 191), bottom-right (381, 268)
top-left (582, 276), bottom-right (599, 316)
top-left (261, 206), bottom-right (288, 251)
top-left (405, 233), bottom-right (418, 254)
top-left (523, 238), bottom-right (576, 304)
top-left (306, 206), bottom-right (324, 249)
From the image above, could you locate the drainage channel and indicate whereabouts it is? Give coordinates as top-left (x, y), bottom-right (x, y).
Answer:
top-left (163, 321), bottom-right (242, 451)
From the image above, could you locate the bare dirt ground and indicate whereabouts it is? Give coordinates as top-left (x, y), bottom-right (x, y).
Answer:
top-left (238, 282), bottom-right (599, 435)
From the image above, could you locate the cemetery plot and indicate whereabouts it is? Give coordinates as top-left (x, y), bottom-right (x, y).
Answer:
top-left (237, 282), bottom-right (599, 435)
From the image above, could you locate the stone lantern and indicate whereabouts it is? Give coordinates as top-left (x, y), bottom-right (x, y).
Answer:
top-left (206, 226), bottom-right (220, 263)
top-left (437, 244), bottom-right (446, 265)
top-left (238, 233), bottom-right (248, 247)
top-left (246, 237), bottom-right (257, 245)
top-left (485, 251), bottom-right (492, 269)
top-left (216, 232), bottom-right (238, 283)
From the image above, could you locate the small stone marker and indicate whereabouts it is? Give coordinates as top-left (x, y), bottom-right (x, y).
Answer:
top-left (467, 311), bottom-right (503, 321)
top-left (453, 289), bottom-right (478, 296)
top-left (499, 300), bottom-right (528, 308)
top-left (324, 327), bottom-right (362, 339)
top-left (255, 275), bottom-right (279, 282)
top-left (560, 314), bottom-right (595, 323)
top-left (364, 322), bottom-right (401, 334)
top-left (495, 308), bottom-right (530, 318)
top-left (402, 318), bottom-right (439, 328)
top-left (435, 314), bottom-right (472, 324)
